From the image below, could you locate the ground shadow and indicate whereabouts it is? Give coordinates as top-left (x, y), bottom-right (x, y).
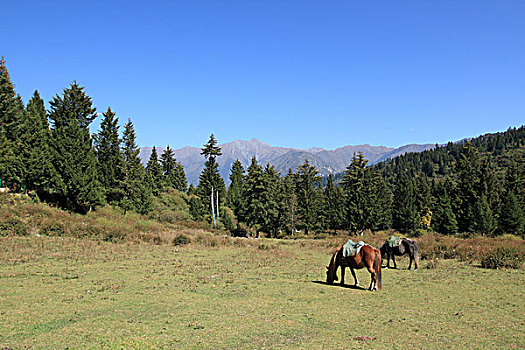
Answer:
top-left (311, 280), bottom-right (366, 290)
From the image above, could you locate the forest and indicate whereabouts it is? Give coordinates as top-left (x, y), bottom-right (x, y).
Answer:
top-left (1, 57), bottom-right (524, 238)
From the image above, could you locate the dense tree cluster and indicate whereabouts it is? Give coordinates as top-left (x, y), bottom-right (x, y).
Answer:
top-left (2, 57), bottom-right (523, 237)
top-left (0, 57), bottom-right (186, 213)
top-left (195, 130), bottom-right (524, 238)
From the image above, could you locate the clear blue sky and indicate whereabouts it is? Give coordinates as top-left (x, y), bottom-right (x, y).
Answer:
top-left (3, 1), bottom-right (524, 149)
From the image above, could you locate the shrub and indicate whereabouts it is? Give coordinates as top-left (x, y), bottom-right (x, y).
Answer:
top-left (0, 218), bottom-right (29, 236)
top-left (40, 222), bottom-right (66, 236)
top-left (172, 234), bottom-right (190, 246)
top-left (480, 245), bottom-right (524, 269)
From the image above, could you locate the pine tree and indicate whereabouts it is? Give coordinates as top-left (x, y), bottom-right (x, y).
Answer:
top-left (146, 147), bottom-right (164, 195)
top-left (160, 146), bottom-right (177, 188)
top-left (432, 179), bottom-right (458, 235)
top-left (196, 134), bottom-right (226, 222)
top-left (323, 173), bottom-right (345, 233)
top-left (498, 191), bottom-right (524, 236)
top-left (392, 173), bottom-right (419, 233)
top-left (160, 146), bottom-right (187, 192)
top-left (48, 82), bottom-right (104, 212)
top-left (243, 157), bottom-right (266, 237)
top-left (0, 56), bottom-right (19, 140)
top-left (95, 107), bottom-right (125, 203)
top-left (226, 160), bottom-right (245, 219)
top-left (282, 169), bottom-right (298, 235)
top-left (262, 164), bottom-right (283, 237)
top-left (121, 119), bottom-right (153, 214)
top-left (0, 57), bottom-right (24, 189)
top-left (342, 152), bottom-right (369, 233)
top-left (23, 91), bottom-right (56, 192)
top-left (294, 159), bottom-right (321, 236)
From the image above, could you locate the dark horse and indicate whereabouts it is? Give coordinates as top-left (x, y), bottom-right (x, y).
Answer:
top-left (379, 238), bottom-right (420, 270)
top-left (326, 243), bottom-right (382, 291)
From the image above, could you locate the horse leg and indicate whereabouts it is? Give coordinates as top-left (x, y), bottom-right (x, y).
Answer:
top-left (385, 252), bottom-right (390, 269)
top-left (408, 253), bottom-right (413, 270)
top-left (340, 266), bottom-right (345, 286)
top-left (366, 265), bottom-right (377, 291)
top-left (350, 268), bottom-right (359, 287)
top-left (392, 254), bottom-right (397, 269)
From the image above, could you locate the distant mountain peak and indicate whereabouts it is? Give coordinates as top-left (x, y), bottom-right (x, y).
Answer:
top-left (139, 138), bottom-right (435, 185)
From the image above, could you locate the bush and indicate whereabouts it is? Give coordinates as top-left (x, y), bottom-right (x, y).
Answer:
top-left (40, 222), bottom-right (66, 236)
top-left (480, 246), bottom-right (524, 269)
top-left (0, 218), bottom-right (29, 236)
top-left (172, 234), bottom-right (190, 246)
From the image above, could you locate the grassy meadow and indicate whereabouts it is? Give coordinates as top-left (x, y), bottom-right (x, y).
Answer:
top-left (1, 234), bottom-right (524, 350)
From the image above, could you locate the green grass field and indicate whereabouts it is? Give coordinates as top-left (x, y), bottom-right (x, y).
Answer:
top-left (1, 236), bottom-right (524, 349)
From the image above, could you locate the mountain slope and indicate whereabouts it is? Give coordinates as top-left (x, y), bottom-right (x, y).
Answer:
top-left (139, 139), bottom-right (434, 185)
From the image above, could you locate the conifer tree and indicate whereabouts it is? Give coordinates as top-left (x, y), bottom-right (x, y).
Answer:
top-left (95, 107), bottom-right (125, 203)
top-left (282, 169), bottom-right (298, 235)
top-left (0, 57), bottom-right (24, 189)
top-left (160, 146), bottom-right (176, 187)
top-left (146, 147), bottom-right (164, 195)
top-left (172, 162), bottom-right (187, 192)
top-left (498, 161), bottom-right (524, 235)
top-left (0, 56), bottom-right (19, 139)
top-left (160, 146), bottom-right (187, 192)
top-left (432, 179), bottom-right (458, 235)
top-left (22, 91), bottom-right (55, 192)
top-left (262, 164), bottom-right (283, 237)
top-left (226, 160), bottom-right (245, 218)
top-left (323, 173), bottom-right (345, 233)
top-left (392, 173), bottom-right (419, 233)
top-left (243, 157), bottom-right (266, 237)
top-left (48, 82), bottom-right (103, 212)
top-left (196, 134), bottom-right (226, 221)
top-left (121, 119), bottom-right (152, 214)
top-left (294, 159), bottom-right (321, 235)
top-left (342, 152), bottom-right (369, 233)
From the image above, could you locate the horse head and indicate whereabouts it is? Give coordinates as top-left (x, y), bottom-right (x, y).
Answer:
top-left (326, 260), bottom-right (338, 284)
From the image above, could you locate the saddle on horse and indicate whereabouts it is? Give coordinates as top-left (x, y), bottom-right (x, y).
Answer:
top-left (388, 235), bottom-right (403, 248)
top-left (342, 240), bottom-right (366, 258)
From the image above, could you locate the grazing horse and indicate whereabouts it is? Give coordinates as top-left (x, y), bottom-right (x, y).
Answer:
top-left (379, 238), bottom-right (419, 270)
top-left (326, 242), bottom-right (382, 291)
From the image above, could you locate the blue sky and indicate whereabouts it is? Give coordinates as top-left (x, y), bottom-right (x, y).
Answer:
top-left (3, 1), bottom-right (524, 150)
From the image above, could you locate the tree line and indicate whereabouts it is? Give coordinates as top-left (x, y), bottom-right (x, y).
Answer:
top-left (0, 57), bottom-right (186, 214)
top-left (1, 57), bottom-right (524, 237)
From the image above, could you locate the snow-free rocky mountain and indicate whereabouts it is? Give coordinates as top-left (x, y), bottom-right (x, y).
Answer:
top-left (139, 138), bottom-right (435, 186)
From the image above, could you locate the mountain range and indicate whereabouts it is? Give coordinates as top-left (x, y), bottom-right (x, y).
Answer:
top-left (139, 139), bottom-right (435, 186)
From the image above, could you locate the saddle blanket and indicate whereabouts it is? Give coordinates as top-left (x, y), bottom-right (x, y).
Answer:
top-left (342, 240), bottom-right (366, 258)
top-left (388, 236), bottom-right (403, 248)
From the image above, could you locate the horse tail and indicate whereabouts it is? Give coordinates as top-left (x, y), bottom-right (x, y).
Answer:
top-left (413, 241), bottom-right (420, 270)
top-left (374, 248), bottom-right (382, 291)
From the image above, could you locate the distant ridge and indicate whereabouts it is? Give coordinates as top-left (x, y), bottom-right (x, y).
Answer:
top-left (139, 139), bottom-right (435, 185)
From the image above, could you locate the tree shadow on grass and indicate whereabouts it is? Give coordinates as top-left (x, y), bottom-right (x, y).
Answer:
top-left (311, 280), bottom-right (366, 290)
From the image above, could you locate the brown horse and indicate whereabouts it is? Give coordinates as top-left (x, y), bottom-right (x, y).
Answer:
top-left (326, 243), bottom-right (382, 291)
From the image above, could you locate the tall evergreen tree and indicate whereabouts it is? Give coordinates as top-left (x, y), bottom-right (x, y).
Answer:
top-left (226, 160), bottom-right (245, 218)
top-left (243, 157), bottom-right (266, 237)
top-left (23, 91), bottom-right (56, 192)
top-left (120, 119), bottom-right (152, 214)
top-left (95, 107), bottom-right (125, 203)
top-left (282, 169), bottom-right (298, 235)
top-left (0, 57), bottom-right (24, 189)
top-left (323, 173), bottom-right (345, 233)
top-left (196, 134), bottom-right (226, 221)
top-left (294, 159), bottom-right (321, 235)
top-left (146, 147), bottom-right (164, 195)
top-left (392, 173), bottom-right (419, 233)
top-left (262, 163), bottom-right (283, 237)
top-left (48, 82), bottom-right (103, 212)
top-left (159, 146), bottom-right (187, 192)
top-left (432, 178), bottom-right (458, 235)
top-left (342, 152), bottom-right (369, 233)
